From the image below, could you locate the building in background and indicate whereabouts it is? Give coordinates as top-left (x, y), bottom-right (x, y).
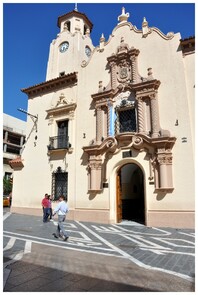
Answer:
top-left (3, 113), bottom-right (26, 185)
top-left (10, 7), bottom-right (195, 228)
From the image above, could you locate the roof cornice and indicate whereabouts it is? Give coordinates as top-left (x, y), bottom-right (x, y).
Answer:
top-left (180, 36), bottom-right (195, 55)
top-left (21, 72), bottom-right (78, 97)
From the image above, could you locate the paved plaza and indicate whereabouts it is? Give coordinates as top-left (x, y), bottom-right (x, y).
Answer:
top-left (3, 211), bottom-right (195, 292)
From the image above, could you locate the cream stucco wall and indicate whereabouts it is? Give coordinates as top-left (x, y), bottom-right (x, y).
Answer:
top-left (11, 8), bottom-right (195, 228)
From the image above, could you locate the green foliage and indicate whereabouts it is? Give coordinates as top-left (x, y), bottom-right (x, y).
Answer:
top-left (3, 177), bottom-right (12, 194)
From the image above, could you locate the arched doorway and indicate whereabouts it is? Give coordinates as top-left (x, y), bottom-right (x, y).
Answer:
top-left (116, 163), bottom-right (145, 224)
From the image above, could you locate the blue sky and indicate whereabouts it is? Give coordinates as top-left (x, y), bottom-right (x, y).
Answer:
top-left (3, 2), bottom-right (195, 122)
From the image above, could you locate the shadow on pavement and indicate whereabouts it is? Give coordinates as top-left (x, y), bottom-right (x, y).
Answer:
top-left (4, 260), bottom-right (158, 292)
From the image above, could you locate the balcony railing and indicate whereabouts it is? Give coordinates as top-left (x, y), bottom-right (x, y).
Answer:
top-left (48, 135), bottom-right (71, 151)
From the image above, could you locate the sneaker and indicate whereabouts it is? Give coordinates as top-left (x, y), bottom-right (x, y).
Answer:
top-left (63, 236), bottom-right (69, 241)
top-left (52, 233), bottom-right (58, 239)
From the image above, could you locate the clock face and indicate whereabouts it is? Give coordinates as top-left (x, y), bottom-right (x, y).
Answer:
top-left (85, 46), bottom-right (91, 57)
top-left (59, 42), bottom-right (69, 53)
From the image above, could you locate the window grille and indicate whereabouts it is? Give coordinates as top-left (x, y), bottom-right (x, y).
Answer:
top-left (52, 167), bottom-right (68, 200)
top-left (116, 108), bottom-right (136, 133)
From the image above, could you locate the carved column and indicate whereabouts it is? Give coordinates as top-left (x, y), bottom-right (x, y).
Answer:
top-left (165, 153), bottom-right (173, 188)
top-left (130, 55), bottom-right (137, 83)
top-left (150, 93), bottom-right (160, 138)
top-left (137, 97), bottom-right (145, 134)
top-left (107, 103), bottom-right (114, 136)
top-left (88, 156), bottom-right (102, 191)
top-left (107, 105), bottom-right (111, 136)
top-left (96, 107), bottom-right (103, 143)
top-left (48, 115), bottom-right (54, 137)
top-left (103, 106), bottom-right (108, 138)
top-left (129, 49), bottom-right (140, 83)
top-left (158, 155), bottom-right (167, 188)
top-left (157, 151), bottom-right (173, 189)
top-left (109, 61), bottom-right (117, 89)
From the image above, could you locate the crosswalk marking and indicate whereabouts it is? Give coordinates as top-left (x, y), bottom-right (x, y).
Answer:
top-left (3, 212), bottom-right (11, 221)
top-left (153, 237), bottom-right (194, 248)
top-left (3, 218), bottom-right (195, 283)
top-left (3, 233), bottom-right (121, 258)
top-left (24, 240), bottom-right (32, 254)
top-left (3, 231), bottom-right (117, 253)
top-left (77, 221), bottom-right (135, 259)
top-left (3, 237), bottom-right (16, 251)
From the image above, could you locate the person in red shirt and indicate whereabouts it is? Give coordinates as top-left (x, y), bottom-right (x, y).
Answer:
top-left (41, 193), bottom-right (50, 222)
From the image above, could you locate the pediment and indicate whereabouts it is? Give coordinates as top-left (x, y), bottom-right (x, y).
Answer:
top-left (47, 91), bottom-right (76, 118)
top-left (46, 103), bottom-right (76, 118)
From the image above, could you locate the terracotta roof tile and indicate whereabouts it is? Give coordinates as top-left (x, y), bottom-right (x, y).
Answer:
top-left (9, 157), bottom-right (24, 169)
top-left (21, 72), bottom-right (78, 97)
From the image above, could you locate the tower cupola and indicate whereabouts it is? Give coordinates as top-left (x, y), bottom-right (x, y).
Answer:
top-left (57, 9), bottom-right (93, 35)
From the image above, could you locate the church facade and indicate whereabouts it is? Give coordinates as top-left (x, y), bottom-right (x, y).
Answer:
top-left (10, 7), bottom-right (195, 228)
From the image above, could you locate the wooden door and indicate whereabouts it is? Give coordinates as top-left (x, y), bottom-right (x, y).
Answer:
top-left (116, 172), bottom-right (122, 223)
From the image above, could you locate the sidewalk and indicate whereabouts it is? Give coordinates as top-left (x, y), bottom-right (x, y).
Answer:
top-left (3, 213), bottom-right (195, 292)
top-left (4, 246), bottom-right (194, 292)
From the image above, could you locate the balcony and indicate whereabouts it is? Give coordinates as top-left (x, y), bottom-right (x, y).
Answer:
top-left (47, 135), bottom-right (71, 151)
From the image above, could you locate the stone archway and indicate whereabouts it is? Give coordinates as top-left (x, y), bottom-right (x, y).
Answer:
top-left (117, 163), bottom-right (145, 224)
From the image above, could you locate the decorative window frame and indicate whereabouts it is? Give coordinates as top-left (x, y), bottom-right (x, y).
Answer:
top-left (52, 166), bottom-right (68, 200)
top-left (46, 103), bottom-right (76, 155)
top-left (115, 99), bottom-right (137, 134)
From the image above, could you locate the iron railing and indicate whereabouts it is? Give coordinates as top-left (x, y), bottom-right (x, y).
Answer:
top-left (48, 135), bottom-right (71, 150)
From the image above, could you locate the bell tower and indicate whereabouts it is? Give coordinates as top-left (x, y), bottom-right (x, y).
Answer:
top-left (46, 6), bottom-right (93, 80)
top-left (57, 6), bottom-right (93, 35)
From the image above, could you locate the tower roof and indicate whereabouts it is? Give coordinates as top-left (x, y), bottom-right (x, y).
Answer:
top-left (57, 10), bottom-right (93, 32)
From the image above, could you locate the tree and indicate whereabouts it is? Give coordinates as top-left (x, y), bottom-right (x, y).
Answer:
top-left (3, 177), bottom-right (12, 194)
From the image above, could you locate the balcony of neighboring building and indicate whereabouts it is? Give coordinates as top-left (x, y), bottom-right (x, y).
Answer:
top-left (3, 129), bottom-right (25, 159)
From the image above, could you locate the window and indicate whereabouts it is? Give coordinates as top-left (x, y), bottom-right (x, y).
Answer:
top-left (64, 21), bottom-right (71, 32)
top-left (57, 120), bottom-right (68, 148)
top-left (52, 167), bottom-right (68, 200)
top-left (59, 72), bottom-right (65, 77)
top-left (116, 108), bottom-right (136, 133)
top-left (48, 119), bottom-right (72, 151)
top-left (5, 144), bottom-right (21, 155)
top-left (85, 46), bottom-right (91, 57)
top-left (5, 172), bottom-right (12, 180)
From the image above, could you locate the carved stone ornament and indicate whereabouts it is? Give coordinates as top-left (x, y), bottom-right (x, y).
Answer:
top-left (132, 136), bottom-right (144, 148)
top-left (157, 154), bottom-right (173, 165)
top-left (120, 67), bottom-right (128, 79)
top-left (56, 93), bottom-right (68, 107)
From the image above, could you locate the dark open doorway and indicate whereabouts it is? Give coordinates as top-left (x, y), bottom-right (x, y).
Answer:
top-left (117, 163), bottom-right (145, 224)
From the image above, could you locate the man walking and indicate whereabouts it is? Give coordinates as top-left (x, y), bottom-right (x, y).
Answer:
top-left (41, 193), bottom-right (50, 222)
top-left (52, 195), bottom-right (69, 241)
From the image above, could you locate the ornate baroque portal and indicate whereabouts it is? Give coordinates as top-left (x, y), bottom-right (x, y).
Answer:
top-left (83, 37), bottom-right (176, 193)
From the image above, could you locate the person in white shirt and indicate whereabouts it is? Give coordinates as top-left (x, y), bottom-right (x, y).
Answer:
top-left (52, 195), bottom-right (69, 241)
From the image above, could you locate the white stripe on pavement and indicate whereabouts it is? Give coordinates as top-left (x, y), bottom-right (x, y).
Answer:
top-left (76, 221), bottom-right (194, 282)
top-left (3, 212), bottom-right (11, 221)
